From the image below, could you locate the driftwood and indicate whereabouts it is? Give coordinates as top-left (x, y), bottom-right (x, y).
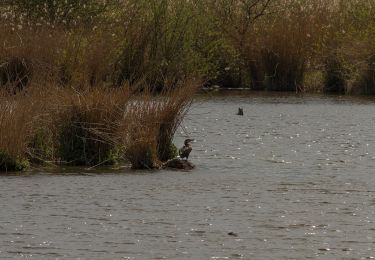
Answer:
top-left (162, 158), bottom-right (195, 170)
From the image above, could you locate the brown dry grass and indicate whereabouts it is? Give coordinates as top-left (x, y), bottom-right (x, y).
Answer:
top-left (156, 80), bottom-right (199, 161)
top-left (38, 85), bottom-right (130, 166)
top-left (241, 0), bottom-right (334, 92)
top-left (112, 80), bottom-right (200, 169)
top-left (14, 79), bottom-right (200, 169)
top-left (0, 88), bottom-right (45, 167)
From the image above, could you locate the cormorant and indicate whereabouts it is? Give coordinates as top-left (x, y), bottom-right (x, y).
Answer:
top-left (179, 139), bottom-right (194, 160)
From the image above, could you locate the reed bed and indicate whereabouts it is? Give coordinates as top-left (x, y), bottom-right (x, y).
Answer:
top-left (1, 0), bottom-right (375, 172)
top-left (43, 86), bottom-right (129, 166)
top-left (109, 80), bottom-right (200, 169)
top-left (0, 79), bottom-right (199, 172)
top-left (0, 88), bottom-right (44, 171)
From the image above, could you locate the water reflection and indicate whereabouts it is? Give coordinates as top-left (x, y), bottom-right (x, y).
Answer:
top-left (0, 92), bottom-right (374, 259)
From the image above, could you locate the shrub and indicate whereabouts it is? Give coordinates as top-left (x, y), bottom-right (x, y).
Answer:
top-left (353, 54), bottom-right (375, 95)
top-left (57, 115), bottom-right (116, 166)
top-left (125, 135), bottom-right (160, 170)
top-left (47, 86), bottom-right (129, 166)
top-left (27, 129), bottom-right (55, 164)
top-left (0, 151), bottom-right (29, 172)
top-left (158, 141), bottom-right (178, 162)
top-left (323, 53), bottom-right (347, 94)
top-left (113, 0), bottom-right (210, 90)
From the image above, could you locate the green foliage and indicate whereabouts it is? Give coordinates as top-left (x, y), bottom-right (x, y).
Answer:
top-left (158, 141), bottom-right (178, 162)
top-left (114, 0), bottom-right (211, 90)
top-left (0, 151), bottom-right (29, 172)
top-left (326, 0), bottom-right (375, 94)
top-left (8, 0), bottom-right (111, 27)
top-left (338, 0), bottom-right (375, 40)
top-left (355, 55), bottom-right (375, 95)
top-left (2, 0), bottom-right (375, 95)
top-left (126, 142), bottom-right (160, 170)
top-left (323, 54), bottom-right (347, 94)
top-left (262, 49), bottom-right (305, 92)
top-left (27, 129), bottom-right (55, 163)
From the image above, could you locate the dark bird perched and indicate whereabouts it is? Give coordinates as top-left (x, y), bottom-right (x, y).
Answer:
top-left (179, 139), bottom-right (194, 160)
top-left (237, 107), bottom-right (243, 116)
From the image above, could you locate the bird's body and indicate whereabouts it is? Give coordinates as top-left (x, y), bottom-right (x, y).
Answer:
top-left (179, 139), bottom-right (194, 160)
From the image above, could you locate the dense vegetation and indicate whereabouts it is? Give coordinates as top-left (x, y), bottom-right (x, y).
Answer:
top-left (1, 0), bottom-right (374, 93)
top-left (0, 0), bottom-right (374, 171)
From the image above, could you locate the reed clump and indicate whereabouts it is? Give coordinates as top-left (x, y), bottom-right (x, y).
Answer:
top-left (111, 80), bottom-right (200, 169)
top-left (38, 85), bottom-right (129, 166)
top-left (249, 1), bottom-right (333, 92)
top-left (0, 80), bottom-right (199, 171)
top-left (156, 80), bottom-right (198, 161)
top-left (56, 109), bottom-right (120, 166)
top-left (0, 89), bottom-right (43, 172)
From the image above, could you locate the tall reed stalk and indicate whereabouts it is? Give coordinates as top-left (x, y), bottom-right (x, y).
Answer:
top-left (0, 89), bottom-right (43, 171)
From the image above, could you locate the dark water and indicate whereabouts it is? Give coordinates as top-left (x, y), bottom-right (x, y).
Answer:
top-left (1, 92), bottom-right (375, 259)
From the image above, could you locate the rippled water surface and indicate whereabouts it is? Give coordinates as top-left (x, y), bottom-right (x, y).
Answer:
top-left (1, 92), bottom-right (375, 259)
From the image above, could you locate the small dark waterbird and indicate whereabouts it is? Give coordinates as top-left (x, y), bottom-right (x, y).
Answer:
top-left (179, 139), bottom-right (194, 160)
top-left (237, 107), bottom-right (243, 116)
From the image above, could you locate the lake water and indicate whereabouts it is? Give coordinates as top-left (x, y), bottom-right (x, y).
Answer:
top-left (1, 92), bottom-right (375, 259)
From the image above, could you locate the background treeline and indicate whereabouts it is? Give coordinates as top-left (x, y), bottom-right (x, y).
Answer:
top-left (1, 0), bottom-right (374, 94)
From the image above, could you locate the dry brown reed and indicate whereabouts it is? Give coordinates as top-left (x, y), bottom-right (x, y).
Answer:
top-left (42, 85), bottom-right (130, 166)
top-left (119, 94), bottom-right (161, 169)
top-left (0, 79), bottom-right (199, 170)
top-left (112, 80), bottom-right (200, 169)
top-left (0, 88), bottom-right (45, 170)
top-left (243, 0), bottom-right (334, 92)
top-left (0, 25), bottom-right (67, 85)
top-left (156, 80), bottom-right (200, 161)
